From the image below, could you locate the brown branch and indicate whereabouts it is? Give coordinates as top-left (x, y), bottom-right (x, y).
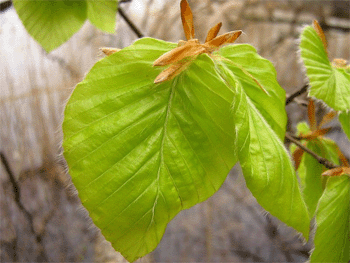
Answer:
top-left (0, 152), bottom-right (49, 261)
top-left (241, 15), bottom-right (350, 32)
top-left (285, 133), bottom-right (339, 170)
top-left (292, 97), bottom-right (308, 108)
top-left (0, 0), bottom-right (12, 12)
top-left (286, 84), bottom-right (309, 105)
top-left (118, 7), bottom-right (144, 38)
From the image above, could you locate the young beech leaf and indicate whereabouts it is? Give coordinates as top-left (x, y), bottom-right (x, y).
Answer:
top-left (215, 63), bottom-right (310, 239)
top-left (86, 0), bottom-right (117, 33)
top-left (63, 34), bottom-right (310, 259)
top-left (295, 138), bottom-right (340, 218)
top-left (13, 0), bottom-right (117, 52)
top-left (300, 23), bottom-right (350, 111)
top-left (310, 175), bottom-right (350, 262)
top-left (291, 119), bottom-right (340, 218)
top-left (63, 1), bottom-right (309, 260)
top-left (218, 45), bottom-right (287, 141)
top-left (63, 38), bottom-right (239, 262)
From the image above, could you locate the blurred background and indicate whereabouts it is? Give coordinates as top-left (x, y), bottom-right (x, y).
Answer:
top-left (1, 0), bottom-right (349, 262)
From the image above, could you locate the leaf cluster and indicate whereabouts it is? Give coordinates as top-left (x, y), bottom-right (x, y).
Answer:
top-left (11, 0), bottom-right (350, 262)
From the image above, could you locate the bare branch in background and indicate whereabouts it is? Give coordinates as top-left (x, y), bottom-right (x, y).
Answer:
top-left (241, 15), bottom-right (350, 32)
top-left (0, 152), bottom-right (49, 261)
top-left (118, 7), bottom-right (144, 38)
top-left (286, 84), bottom-right (309, 105)
top-left (0, 0), bottom-right (12, 12)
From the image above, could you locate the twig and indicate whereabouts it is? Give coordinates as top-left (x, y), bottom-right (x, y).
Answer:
top-left (0, 152), bottom-right (49, 261)
top-left (44, 50), bottom-right (80, 78)
top-left (286, 84), bottom-right (308, 105)
top-left (118, 7), bottom-right (144, 38)
top-left (0, 0), bottom-right (12, 12)
top-left (241, 15), bottom-right (350, 32)
top-left (292, 97), bottom-right (308, 108)
top-left (285, 133), bottom-right (339, 170)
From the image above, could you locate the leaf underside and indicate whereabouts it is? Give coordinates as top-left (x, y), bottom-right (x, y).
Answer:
top-left (13, 0), bottom-right (117, 52)
top-left (63, 38), bottom-right (309, 261)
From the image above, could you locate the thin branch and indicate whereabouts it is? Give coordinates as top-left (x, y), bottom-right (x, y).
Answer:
top-left (241, 15), bottom-right (350, 32)
top-left (0, 0), bottom-right (12, 12)
top-left (285, 133), bottom-right (339, 170)
top-left (286, 84), bottom-right (308, 105)
top-left (0, 152), bottom-right (49, 261)
top-left (292, 97), bottom-right (308, 108)
top-left (289, 133), bottom-right (303, 141)
top-left (118, 7), bottom-right (144, 38)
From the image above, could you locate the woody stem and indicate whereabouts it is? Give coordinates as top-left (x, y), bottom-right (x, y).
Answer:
top-left (285, 84), bottom-right (308, 105)
top-left (118, 5), bottom-right (144, 38)
top-left (285, 133), bottom-right (339, 170)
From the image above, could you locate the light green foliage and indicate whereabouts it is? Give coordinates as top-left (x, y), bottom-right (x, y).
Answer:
top-left (86, 0), bottom-right (117, 33)
top-left (218, 45), bottom-right (287, 140)
top-left (311, 175), bottom-right (350, 262)
top-left (294, 122), bottom-right (340, 217)
top-left (339, 111), bottom-right (350, 140)
top-left (300, 26), bottom-right (350, 111)
top-left (13, 0), bottom-right (117, 52)
top-left (63, 38), bottom-right (238, 261)
top-left (63, 38), bottom-right (309, 261)
top-left (216, 61), bottom-right (309, 238)
top-left (300, 140), bottom-right (339, 217)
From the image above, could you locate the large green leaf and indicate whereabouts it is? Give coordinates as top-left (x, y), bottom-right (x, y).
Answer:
top-left (339, 111), bottom-right (350, 140)
top-left (13, 0), bottom-right (117, 52)
top-left (311, 175), bottom-right (350, 262)
top-left (300, 26), bottom-right (350, 111)
top-left (63, 38), bottom-right (238, 261)
top-left (215, 61), bottom-right (310, 239)
top-left (64, 38), bottom-right (310, 260)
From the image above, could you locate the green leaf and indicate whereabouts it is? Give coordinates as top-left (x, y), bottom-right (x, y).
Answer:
top-left (293, 123), bottom-right (340, 217)
top-left (215, 60), bottom-right (310, 239)
top-left (311, 175), bottom-right (350, 262)
top-left (298, 139), bottom-right (339, 217)
top-left (63, 38), bottom-right (238, 261)
top-left (87, 0), bottom-right (117, 33)
top-left (13, 0), bottom-right (118, 52)
top-left (339, 111), bottom-right (350, 140)
top-left (300, 26), bottom-right (350, 111)
top-left (13, 0), bottom-right (87, 52)
top-left (218, 45), bottom-right (287, 140)
top-left (296, 122), bottom-right (310, 135)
